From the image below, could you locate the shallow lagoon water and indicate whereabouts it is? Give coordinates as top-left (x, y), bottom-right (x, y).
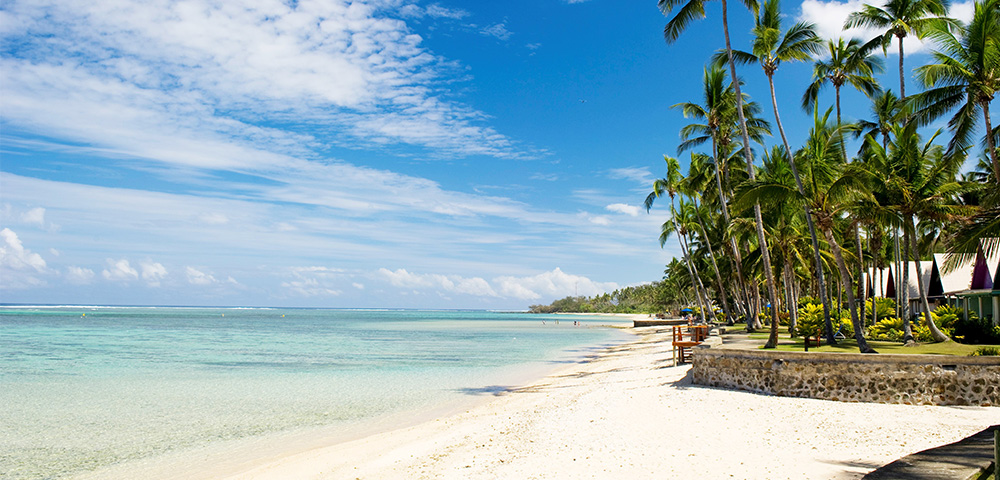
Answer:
top-left (0, 307), bottom-right (630, 479)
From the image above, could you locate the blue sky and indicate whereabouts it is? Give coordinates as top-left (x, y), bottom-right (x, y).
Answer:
top-left (0, 0), bottom-right (983, 309)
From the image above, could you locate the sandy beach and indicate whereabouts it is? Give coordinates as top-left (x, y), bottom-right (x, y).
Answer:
top-left (215, 325), bottom-right (999, 480)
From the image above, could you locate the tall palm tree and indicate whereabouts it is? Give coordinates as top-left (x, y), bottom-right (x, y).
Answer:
top-left (659, 0), bottom-right (781, 332)
top-left (912, 0), bottom-right (1000, 185)
top-left (844, 0), bottom-right (954, 98)
top-left (737, 108), bottom-right (878, 353)
top-left (720, 0), bottom-right (838, 346)
top-left (674, 67), bottom-right (771, 322)
top-left (802, 37), bottom-right (884, 127)
top-left (646, 155), bottom-right (711, 322)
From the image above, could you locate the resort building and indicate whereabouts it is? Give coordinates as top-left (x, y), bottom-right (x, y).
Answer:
top-left (863, 239), bottom-right (999, 326)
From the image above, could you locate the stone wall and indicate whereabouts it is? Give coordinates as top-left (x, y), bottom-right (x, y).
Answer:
top-left (691, 347), bottom-right (1000, 406)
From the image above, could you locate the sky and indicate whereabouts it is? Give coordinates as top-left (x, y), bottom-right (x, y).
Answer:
top-left (0, 0), bottom-right (984, 309)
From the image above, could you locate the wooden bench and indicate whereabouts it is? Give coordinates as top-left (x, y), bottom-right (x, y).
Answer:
top-left (672, 325), bottom-right (709, 365)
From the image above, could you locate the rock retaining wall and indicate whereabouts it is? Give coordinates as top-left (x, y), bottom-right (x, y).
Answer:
top-left (691, 347), bottom-right (1000, 406)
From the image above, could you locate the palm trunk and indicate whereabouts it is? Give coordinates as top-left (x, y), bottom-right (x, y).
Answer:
top-left (897, 36), bottom-right (905, 99)
top-left (906, 214), bottom-right (950, 342)
top-left (901, 227), bottom-right (915, 343)
top-left (693, 197), bottom-right (732, 321)
top-left (767, 74), bottom-right (837, 345)
top-left (711, 136), bottom-right (752, 322)
top-left (855, 225), bottom-right (866, 328)
top-left (783, 261), bottom-right (798, 337)
top-left (821, 226), bottom-right (877, 353)
top-left (722, 0), bottom-right (779, 336)
top-left (982, 100), bottom-right (1000, 185)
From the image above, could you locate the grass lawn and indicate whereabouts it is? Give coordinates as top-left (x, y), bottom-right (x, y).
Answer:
top-left (726, 329), bottom-right (996, 356)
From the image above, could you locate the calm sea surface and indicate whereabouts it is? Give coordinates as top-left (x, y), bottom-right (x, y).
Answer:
top-left (0, 306), bottom-right (630, 479)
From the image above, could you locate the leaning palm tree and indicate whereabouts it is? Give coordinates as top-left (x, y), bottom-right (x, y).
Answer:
top-left (802, 37), bottom-right (884, 126)
top-left (674, 67), bottom-right (771, 321)
top-left (911, 0), bottom-right (1000, 185)
top-left (684, 153), bottom-right (734, 321)
top-left (646, 155), bottom-right (711, 322)
top-left (659, 0), bottom-right (781, 332)
top-left (844, 0), bottom-right (954, 98)
top-left (718, 0), bottom-right (838, 346)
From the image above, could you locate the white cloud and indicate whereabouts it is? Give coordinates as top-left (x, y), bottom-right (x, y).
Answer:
top-left (198, 213), bottom-right (229, 225)
top-left (493, 268), bottom-right (619, 300)
top-left (281, 266), bottom-right (346, 297)
top-left (0, 0), bottom-right (526, 163)
top-left (186, 266), bottom-right (217, 285)
top-left (102, 258), bottom-right (139, 282)
top-left (606, 203), bottom-right (641, 217)
top-left (797, 0), bottom-right (975, 54)
top-left (140, 261), bottom-right (168, 286)
top-left (480, 22), bottom-right (512, 41)
top-left (608, 167), bottom-right (653, 187)
top-left (21, 207), bottom-right (45, 227)
top-left (66, 266), bottom-right (96, 284)
top-left (0, 228), bottom-right (50, 288)
top-left (378, 268), bottom-right (499, 297)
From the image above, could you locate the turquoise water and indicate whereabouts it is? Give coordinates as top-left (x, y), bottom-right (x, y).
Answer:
top-left (0, 307), bottom-right (629, 479)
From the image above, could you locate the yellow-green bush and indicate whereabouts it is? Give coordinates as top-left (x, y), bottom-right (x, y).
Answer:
top-left (795, 303), bottom-right (825, 338)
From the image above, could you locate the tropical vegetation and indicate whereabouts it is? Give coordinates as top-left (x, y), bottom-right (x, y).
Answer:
top-left (640, 0), bottom-right (1000, 351)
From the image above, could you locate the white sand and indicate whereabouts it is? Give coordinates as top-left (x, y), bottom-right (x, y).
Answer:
top-left (219, 327), bottom-right (1000, 480)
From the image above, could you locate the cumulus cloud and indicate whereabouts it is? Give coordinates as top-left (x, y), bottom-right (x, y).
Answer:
top-left (378, 268), bottom-right (497, 297)
top-left (493, 268), bottom-right (619, 300)
top-left (102, 258), bottom-right (139, 282)
top-left (21, 207), bottom-right (45, 227)
top-left (375, 267), bottom-right (617, 301)
top-left (140, 261), bottom-right (167, 286)
top-left (186, 266), bottom-right (217, 285)
top-left (0, 228), bottom-right (50, 288)
top-left (797, 0), bottom-right (975, 53)
top-left (378, 268), bottom-right (499, 297)
top-left (66, 266), bottom-right (96, 284)
top-left (606, 203), bottom-right (641, 217)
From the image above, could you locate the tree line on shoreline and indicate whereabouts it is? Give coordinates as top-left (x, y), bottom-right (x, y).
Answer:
top-left (534, 0), bottom-right (999, 352)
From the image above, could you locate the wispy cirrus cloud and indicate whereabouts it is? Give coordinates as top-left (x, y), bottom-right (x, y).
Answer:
top-left (0, 0), bottom-right (529, 165)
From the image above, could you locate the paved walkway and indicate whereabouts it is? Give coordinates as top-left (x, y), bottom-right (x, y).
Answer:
top-left (862, 425), bottom-right (998, 480)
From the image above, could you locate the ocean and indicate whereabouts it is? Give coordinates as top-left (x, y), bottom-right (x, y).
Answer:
top-left (0, 306), bottom-right (632, 479)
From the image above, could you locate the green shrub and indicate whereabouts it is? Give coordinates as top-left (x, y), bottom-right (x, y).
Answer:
top-left (798, 296), bottom-right (818, 308)
top-left (869, 316), bottom-right (904, 342)
top-left (835, 309), bottom-right (854, 338)
top-left (970, 346), bottom-right (1000, 356)
top-left (953, 315), bottom-right (1000, 344)
top-left (795, 303), bottom-right (825, 338)
top-left (865, 298), bottom-right (897, 321)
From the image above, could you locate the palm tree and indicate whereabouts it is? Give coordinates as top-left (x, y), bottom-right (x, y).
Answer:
top-left (684, 153), bottom-right (734, 321)
top-left (674, 67), bottom-right (771, 322)
top-left (843, 0), bottom-right (954, 98)
top-left (720, 0), bottom-right (838, 347)
top-left (912, 0), bottom-right (1000, 185)
top-left (659, 0), bottom-right (781, 333)
top-left (646, 155), bottom-right (712, 322)
top-left (802, 37), bottom-right (884, 127)
top-left (858, 122), bottom-right (970, 342)
top-left (736, 108), bottom-right (878, 353)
